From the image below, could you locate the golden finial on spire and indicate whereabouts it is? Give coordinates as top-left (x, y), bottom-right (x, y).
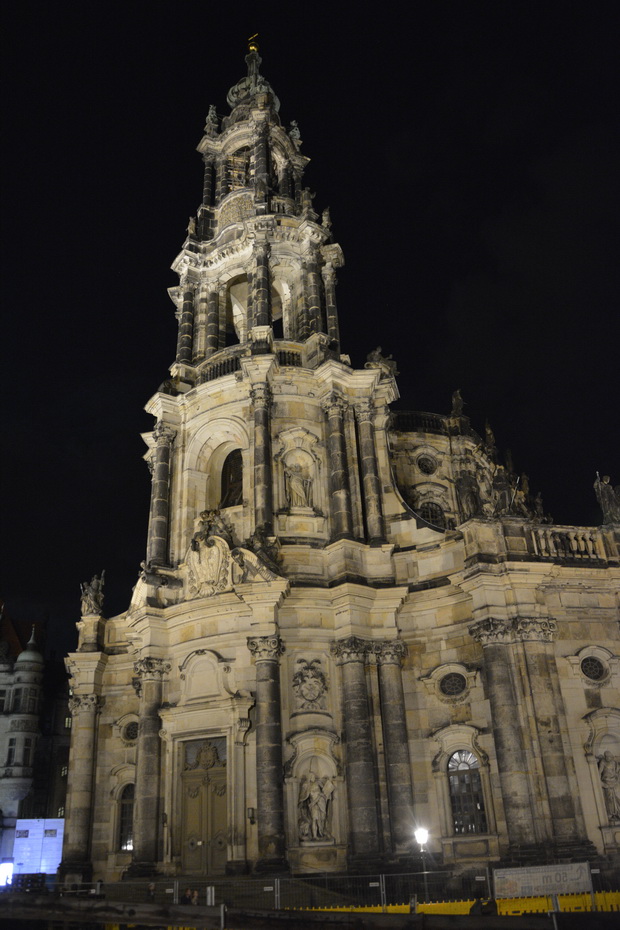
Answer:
top-left (248, 33), bottom-right (259, 53)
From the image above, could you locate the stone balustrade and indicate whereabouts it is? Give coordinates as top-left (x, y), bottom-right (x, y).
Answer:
top-left (530, 525), bottom-right (605, 562)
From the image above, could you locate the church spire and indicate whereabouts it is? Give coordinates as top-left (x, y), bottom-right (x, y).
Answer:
top-left (168, 47), bottom-right (345, 384)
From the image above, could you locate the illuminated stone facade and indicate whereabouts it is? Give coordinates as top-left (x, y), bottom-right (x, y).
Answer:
top-left (61, 48), bottom-right (620, 882)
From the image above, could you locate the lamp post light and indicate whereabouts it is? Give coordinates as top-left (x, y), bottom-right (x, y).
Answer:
top-left (414, 827), bottom-right (429, 903)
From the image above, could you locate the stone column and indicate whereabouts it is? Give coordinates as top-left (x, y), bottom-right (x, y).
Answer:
top-left (205, 289), bottom-right (220, 357)
top-left (469, 618), bottom-right (538, 847)
top-left (202, 154), bottom-right (215, 207)
top-left (250, 383), bottom-right (274, 534)
top-left (61, 694), bottom-right (99, 874)
top-left (247, 635), bottom-right (286, 869)
top-left (322, 393), bottom-right (353, 540)
top-left (354, 401), bottom-right (386, 545)
top-left (253, 124), bottom-right (269, 208)
top-left (146, 422), bottom-right (176, 568)
top-left (215, 154), bottom-right (227, 203)
top-left (374, 641), bottom-right (414, 851)
top-left (253, 242), bottom-right (271, 328)
top-left (516, 618), bottom-right (587, 843)
top-left (193, 286), bottom-right (208, 360)
top-left (175, 282), bottom-right (195, 364)
top-left (130, 657), bottom-right (170, 874)
top-left (304, 248), bottom-right (323, 334)
top-left (298, 261), bottom-right (311, 341)
top-left (322, 265), bottom-right (340, 349)
top-left (330, 637), bottom-right (380, 859)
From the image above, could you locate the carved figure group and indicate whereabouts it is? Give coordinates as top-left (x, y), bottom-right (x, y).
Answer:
top-left (365, 346), bottom-right (399, 378)
top-left (598, 751), bottom-right (620, 822)
top-left (594, 475), bottom-right (620, 525)
top-left (80, 572), bottom-right (105, 616)
top-left (298, 771), bottom-right (334, 841)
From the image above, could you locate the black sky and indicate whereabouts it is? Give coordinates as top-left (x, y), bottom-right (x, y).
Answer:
top-left (2, 1), bottom-right (618, 655)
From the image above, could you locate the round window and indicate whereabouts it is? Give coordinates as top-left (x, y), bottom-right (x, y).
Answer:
top-left (123, 721), bottom-right (139, 741)
top-left (580, 656), bottom-right (606, 682)
top-left (439, 672), bottom-right (467, 696)
top-left (417, 455), bottom-right (437, 475)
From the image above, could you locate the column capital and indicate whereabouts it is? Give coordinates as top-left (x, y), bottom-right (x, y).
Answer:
top-left (330, 636), bottom-right (369, 664)
top-left (180, 278), bottom-right (197, 295)
top-left (469, 617), bottom-right (513, 645)
top-left (321, 390), bottom-right (348, 416)
top-left (68, 694), bottom-right (99, 715)
top-left (514, 617), bottom-right (557, 642)
top-left (153, 422), bottom-right (176, 445)
top-left (133, 657), bottom-right (172, 680)
top-left (250, 383), bottom-right (272, 409)
top-left (247, 635), bottom-right (284, 662)
top-left (372, 640), bottom-right (407, 665)
top-left (469, 616), bottom-right (558, 645)
top-left (354, 400), bottom-right (375, 423)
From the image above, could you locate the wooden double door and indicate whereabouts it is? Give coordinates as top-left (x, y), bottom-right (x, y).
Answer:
top-left (181, 738), bottom-right (227, 874)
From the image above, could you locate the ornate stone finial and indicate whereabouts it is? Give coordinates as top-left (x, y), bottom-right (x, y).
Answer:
top-left (330, 636), bottom-right (369, 664)
top-left (248, 33), bottom-right (259, 53)
top-left (594, 473), bottom-right (620, 525)
top-left (247, 635), bottom-right (284, 662)
top-left (80, 572), bottom-right (105, 617)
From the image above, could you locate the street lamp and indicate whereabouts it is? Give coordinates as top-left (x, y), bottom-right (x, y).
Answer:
top-left (414, 827), bottom-right (429, 903)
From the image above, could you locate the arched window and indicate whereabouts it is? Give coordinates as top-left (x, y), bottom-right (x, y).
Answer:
top-left (118, 784), bottom-right (134, 851)
top-left (448, 751), bottom-right (487, 834)
top-left (220, 449), bottom-right (243, 508)
top-left (419, 501), bottom-right (446, 529)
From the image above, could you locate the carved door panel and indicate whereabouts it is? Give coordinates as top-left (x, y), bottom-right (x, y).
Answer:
top-left (181, 739), bottom-right (227, 874)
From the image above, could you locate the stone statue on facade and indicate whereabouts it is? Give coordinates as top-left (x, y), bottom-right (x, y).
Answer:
top-left (594, 474), bottom-right (620, 524)
top-left (298, 770), bottom-right (334, 841)
top-left (456, 470), bottom-right (481, 521)
top-left (80, 572), bottom-right (105, 616)
top-left (484, 422), bottom-right (497, 461)
top-left (365, 346), bottom-right (399, 379)
top-left (289, 120), bottom-right (301, 142)
top-left (492, 466), bottom-right (515, 516)
top-left (451, 389), bottom-right (464, 417)
top-left (246, 524), bottom-right (281, 576)
top-left (284, 464), bottom-right (313, 508)
top-left (204, 104), bottom-right (219, 136)
top-left (598, 751), bottom-right (620, 822)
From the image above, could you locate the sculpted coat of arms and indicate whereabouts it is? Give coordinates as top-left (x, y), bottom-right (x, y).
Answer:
top-left (292, 658), bottom-right (328, 711)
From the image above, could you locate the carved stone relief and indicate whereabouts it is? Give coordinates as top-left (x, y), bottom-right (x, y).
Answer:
top-left (292, 658), bottom-right (328, 711)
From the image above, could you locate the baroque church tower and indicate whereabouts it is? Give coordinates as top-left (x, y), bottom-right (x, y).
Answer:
top-left (61, 45), bottom-right (620, 883)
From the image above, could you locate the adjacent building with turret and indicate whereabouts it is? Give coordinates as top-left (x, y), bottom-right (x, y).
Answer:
top-left (60, 45), bottom-right (620, 884)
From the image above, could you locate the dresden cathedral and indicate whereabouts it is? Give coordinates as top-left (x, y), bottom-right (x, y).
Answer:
top-left (60, 44), bottom-right (620, 883)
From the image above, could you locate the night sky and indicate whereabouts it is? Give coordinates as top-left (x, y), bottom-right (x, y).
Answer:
top-left (2, 2), bottom-right (618, 656)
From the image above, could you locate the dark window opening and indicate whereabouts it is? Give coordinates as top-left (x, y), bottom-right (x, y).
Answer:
top-left (419, 502), bottom-right (446, 529)
top-left (220, 449), bottom-right (243, 508)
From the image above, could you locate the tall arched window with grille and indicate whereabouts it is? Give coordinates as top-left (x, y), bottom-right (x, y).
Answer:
top-left (118, 784), bottom-right (134, 851)
top-left (220, 449), bottom-right (243, 507)
top-left (448, 750), bottom-right (488, 834)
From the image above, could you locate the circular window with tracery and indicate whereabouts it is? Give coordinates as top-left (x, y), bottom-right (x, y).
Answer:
top-left (580, 656), bottom-right (606, 682)
top-left (123, 721), bottom-right (139, 742)
top-left (439, 672), bottom-right (467, 696)
top-left (417, 455), bottom-right (437, 475)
